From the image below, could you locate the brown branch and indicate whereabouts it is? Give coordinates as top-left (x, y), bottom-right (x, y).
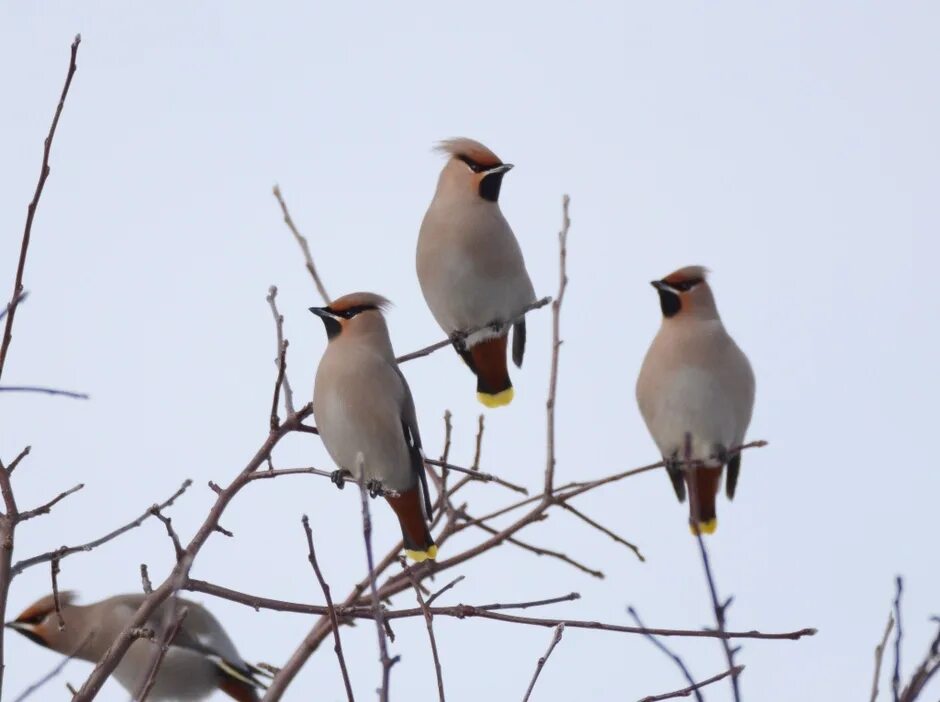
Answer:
top-left (560, 502), bottom-right (644, 562)
top-left (266, 286), bottom-right (295, 416)
top-left (70, 405), bottom-right (312, 701)
top-left (248, 466), bottom-right (399, 497)
top-left (426, 576), bottom-right (465, 607)
top-left (0, 386), bottom-right (88, 400)
top-left (425, 457), bottom-right (528, 495)
top-left (0, 34), bottom-right (81, 381)
top-left (871, 612), bottom-right (895, 702)
top-left (50, 555), bottom-right (65, 630)
top-left (135, 603), bottom-right (188, 702)
top-left (359, 467), bottom-right (398, 702)
top-left (140, 564), bottom-right (153, 594)
top-left (183, 578), bottom-right (813, 641)
top-left (272, 185), bottom-right (330, 304)
top-left (403, 561), bottom-right (445, 702)
top-left (150, 506), bottom-right (184, 561)
top-left (19, 483), bottom-right (84, 521)
top-left (3, 446), bottom-right (31, 476)
top-left (522, 623), bottom-right (564, 701)
top-left (899, 618), bottom-right (940, 701)
top-left (0, 291), bottom-right (27, 323)
top-left (893, 576), bottom-right (904, 702)
top-left (685, 435), bottom-right (741, 702)
top-left (640, 666), bottom-right (746, 702)
top-left (629, 606), bottom-right (704, 702)
top-left (395, 297), bottom-right (552, 364)
top-left (11, 479), bottom-right (192, 576)
top-left (270, 337), bottom-right (288, 431)
top-left (544, 194), bottom-right (570, 495)
top-left (301, 515), bottom-right (354, 702)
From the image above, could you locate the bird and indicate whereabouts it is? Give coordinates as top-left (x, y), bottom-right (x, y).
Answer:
top-left (311, 292), bottom-right (436, 562)
top-left (5, 592), bottom-right (265, 701)
top-left (635, 266), bottom-right (755, 535)
top-left (417, 137), bottom-right (537, 408)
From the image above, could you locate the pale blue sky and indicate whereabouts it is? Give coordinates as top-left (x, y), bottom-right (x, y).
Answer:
top-left (2, 3), bottom-right (938, 700)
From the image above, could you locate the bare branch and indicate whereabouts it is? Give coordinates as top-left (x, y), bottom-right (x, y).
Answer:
top-left (302, 515), bottom-right (354, 702)
top-left (426, 576), bottom-right (465, 607)
top-left (359, 461), bottom-right (399, 702)
top-left (871, 613), bottom-right (895, 702)
top-left (522, 623), bottom-right (565, 701)
top-left (50, 555), bottom-right (65, 630)
top-left (403, 561), bottom-right (445, 702)
top-left (0, 291), bottom-right (27, 323)
top-left (3, 445), bottom-right (31, 476)
top-left (266, 286), bottom-right (295, 415)
top-left (19, 483), bottom-right (84, 521)
top-left (272, 185), bottom-right (331, 304)
top-left (0, 34), bottom-right (81, 381)
top-left (629, 606), bottom-right (704, 702)
top-left (893, 576), bottom-right (903, 702)
top-left (395, 297), bottom-right (552, 364)
top-left (425, 457), bottom-right (528, 495)
top-left (140, 564), bottom-right (153, 595)
top-left (11, 631), bottom-right (93, 702)
top-left (560, 502), bottom-right (644, 562)
top-left (899, 618), bottom-right (940, 700)
top-left (135, 603), bottom-right (188, 702)
top-left (150, 506), bottom-right (184, 561)
top-left (0, 386), bottom-right (88, 400)
top-left (12, 479), bottom-right (193, 576)
top-left (640, 666), bottom-right (746, 702)
top-left (544, 195), bottom-right (571, 496)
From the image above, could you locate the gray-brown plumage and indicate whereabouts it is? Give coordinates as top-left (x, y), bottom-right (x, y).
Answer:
top-left (635, 266), bottom-right (755, 534)
top-left (311, 292), bottom-right (436, 561)
top-left (417, 137), bottom-right (536, 408)
top-left (6, 593), bottom-right (264, 701)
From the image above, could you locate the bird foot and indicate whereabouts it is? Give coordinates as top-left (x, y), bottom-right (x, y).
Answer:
top-left (331, 469), bottom-right (350, 490)
top-left (712, 445), bottom-right (730, 465)
top-left (367, 479), bottom-right (384, 498)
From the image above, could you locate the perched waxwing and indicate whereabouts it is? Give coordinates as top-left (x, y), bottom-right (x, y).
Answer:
top-left (635, 266), bottom-right (756, 535)
top-left (417, 137), bottom-right (537, 408)
top-left (6, 593), bottom-right (265, 701)
top-left (311, 292), bottom-right (436, 562)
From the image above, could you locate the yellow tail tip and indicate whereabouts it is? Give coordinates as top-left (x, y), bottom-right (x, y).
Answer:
top-left (689, 519), bottom-right (717, 535)
top-left (404, 544), bottom-right (438, 562)
top-left (477, 387), bottom-right (514, 408)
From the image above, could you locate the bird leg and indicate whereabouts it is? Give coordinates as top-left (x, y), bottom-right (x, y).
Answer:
top-left (367, 478), bottom-right (384, 498)
top-left (331, 469), bottom-right (351, 490)
top-left (712, 444), bottom-right (730, 465)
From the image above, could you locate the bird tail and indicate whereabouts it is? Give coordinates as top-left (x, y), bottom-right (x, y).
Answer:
top-left (686, 467), bottom-right (722, 535)
top-left (214, 657), bottom-right (265, 702)
top-left (386, 487), bottom-right (437, 562)
top-left (468, 335), bottom-right (514, 408)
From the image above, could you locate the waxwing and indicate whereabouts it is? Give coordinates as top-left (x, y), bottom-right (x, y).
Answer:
top-left (635, 266), bottom-right (756, 534)
top-left (311, 292), bottom-right (436, 561)
top-left (417, 137), bottom-right (537, 408)
top-left (6, 592), bottom-right (264, 701)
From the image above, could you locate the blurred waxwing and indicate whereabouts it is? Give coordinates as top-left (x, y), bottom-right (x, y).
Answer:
top-left (6, 593), bottom-right (265, 701)
top-left (417, 137), bottom-right (537, 408)
top-left (311, 292), bottom-right (436, 562)
top-left (636, 266), bottom-right (756, 535)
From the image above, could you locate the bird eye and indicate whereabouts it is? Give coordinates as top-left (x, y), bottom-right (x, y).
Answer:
top-left (672, 278), bottom-right (702, 292)
top-left (457, 155), bottom-right (486, 173)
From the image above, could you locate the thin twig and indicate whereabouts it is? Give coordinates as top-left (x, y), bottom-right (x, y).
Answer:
top-left (272, 185), bottom-right (330, 304)
top-left (50, 555), bottom-right (65, 630)
top-left (560, 502), bottom-right (644, 562)
top-left (871, 613), bottom-right (895, 702)
top-left (425, 457), bottom-right (528, 495)
top-left (522, 623), bottom-right (565, 701)
top-left (358, 457), bottom-right (399, 702)
top-left (0, 386), bottom-right (88, 400)
top-left (302, 515), bottom-right (354, 702)
top-left (135, 603), bottom-right (188, 702)
top-left (640, 666), bottom-right (746, 702)
top-left (426, 576), bottom-right (465, 607)
top-left (150, 506), bottom-right (184, 561)
top-left (544, 195), bottom-right (570, 496)
top-left (19, 483), bottom-right (84, 521)
top-left (247, 466), bottom-right (399, 497)
top-left (266, 286), bottom-right (295, 416)
top-left (140, 564), bottom-right (153, 594)
top-left (899, 617), bottom-right (940, 700)
top-left (3, 446), bottom-right (31, 476)
top-left (12, 479), bottom-right (193, 576)
top-left (0, 291), bottom-right (27, 324)
top-left (403, 561), bottom-right (445, 701)
top-left (629, 606), bottom-right (704, 702)
top-left (395, 297), bottom-right (552, 364)
top-left (0, 34), bottom-right (81, 381)
top-left (893, 576), bottom-right (903, 702)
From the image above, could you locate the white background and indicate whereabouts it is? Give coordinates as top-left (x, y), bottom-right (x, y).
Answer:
top-left (1, 3), bottom-right (938, 700)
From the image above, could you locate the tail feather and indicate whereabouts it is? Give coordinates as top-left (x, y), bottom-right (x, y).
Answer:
top-left (214, 658), bottom-right (265, 702)
top-left (685, 467), bottom-right (722, 535)
top-left (386, 486), bottom-right (437, 562)
top-left (468, 335), bottom-right (513, 407)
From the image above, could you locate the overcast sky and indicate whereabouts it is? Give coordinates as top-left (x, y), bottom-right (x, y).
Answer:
top-left (2, 3), bottom-right (938, 701)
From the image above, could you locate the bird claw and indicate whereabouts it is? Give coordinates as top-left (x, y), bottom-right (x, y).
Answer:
top-left (367, 479), bottom-right (384, 498)
top-left (331, 469), bottom-right (350, 490)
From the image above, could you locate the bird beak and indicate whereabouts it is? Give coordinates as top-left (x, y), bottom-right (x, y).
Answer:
top-left (308, 306), bottom-right (331, 319)
top-left (484, 163), bottom-right (514, 176)
top-left (650, 280), bottom-right (674, 293)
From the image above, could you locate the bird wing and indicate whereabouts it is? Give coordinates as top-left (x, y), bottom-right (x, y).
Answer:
top-left (395, 365), bottom-right (433, 519)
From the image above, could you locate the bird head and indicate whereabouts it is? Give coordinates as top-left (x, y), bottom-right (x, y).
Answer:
top-left (6, 592), bottom-right (77, 651)
top-left (650, 266), bottom-right (718, 320)
top-left (434, 137), bottom-right (513, 203)
top-left (309, 292), bottom-right (391, 341)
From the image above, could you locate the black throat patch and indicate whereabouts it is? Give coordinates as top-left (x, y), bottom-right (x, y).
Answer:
top-left (479, 172), bottom-right (504, 202)
top-left (320, 316), bottom-right (341, 340)
top-left (658, 289), bottom-right (681, 318)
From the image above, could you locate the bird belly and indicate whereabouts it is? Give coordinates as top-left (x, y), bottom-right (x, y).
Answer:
top-left (114, 642), bottom-right (217, 701)
top-left (645, 367), bottom-right (740, 464)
